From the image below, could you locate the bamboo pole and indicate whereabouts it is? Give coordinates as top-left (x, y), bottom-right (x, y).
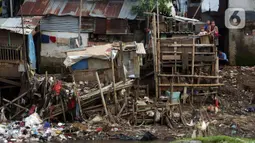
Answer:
top-left (152, 13), bottom-right (159, 99)
top-left (96, 72), bottom-right (108, 116)
top-left (72, 74), bottom-right (84, 120)
top-left (111, 49), bottom-right (119, 113)
top-left (78, 0), bottom-right (83, 45)
top-left (159, 83), bottom-right (224, 87)
top-left (156, 0), bottom-right (160, 39)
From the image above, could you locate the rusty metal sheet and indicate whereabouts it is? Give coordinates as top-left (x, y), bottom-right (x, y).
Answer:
top-left (19, 0), bottom-right (138, 20)
top-left (81, 17), bottom-right (94, 32)
top-left (104, 1), bottom-right (123, 18)
top-left (44, 0), bottom-right (65, 15)
top-left (90, 2), bottom-right (107, 18)
top-left (18, 1), bottom-right (35, 15)
top-left (30, 0), bottom-right (50, 15)
top-left (106, 19), bottom-right (127, 34)
top-left (95, 18), bottom-right (106, 34)
top-left (60, 1), bottom-right (79, 16)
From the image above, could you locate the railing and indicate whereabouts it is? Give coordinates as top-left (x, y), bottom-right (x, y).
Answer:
top-left (0, 45), bottom-right (22, 62)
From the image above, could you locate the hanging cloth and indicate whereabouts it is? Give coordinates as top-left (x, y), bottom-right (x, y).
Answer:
top-left (50, 36), bottom-right (57, 43)
top-left (41, 34), bottom-right (50, 43)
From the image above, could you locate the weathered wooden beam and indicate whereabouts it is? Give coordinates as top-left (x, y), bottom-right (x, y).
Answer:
top-left (161, 44), bottom-right (214, 47)
top-left (158, 74), bottom-right (222, 79)
top-left (0, 78), bottom-right (21, 86)
top-left (159, 83), bottom-right (224, 87)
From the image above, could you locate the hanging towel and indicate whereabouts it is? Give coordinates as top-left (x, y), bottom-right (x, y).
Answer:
top-left (28, 34), bottom-right (36, 69)
top-left (50, 36), bottom-right (57, 43)
top-left (201, 0), bottom-right (210, 13)
top-left (41, 34), bottom-right (50, 43)
top-left (210, 0), bottom-right (219, 12)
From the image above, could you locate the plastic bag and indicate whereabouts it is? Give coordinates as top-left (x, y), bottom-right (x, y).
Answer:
top-left (0, 108), bottom-right (7, 122)
top-left (24, 113), bottom-right (43, 127)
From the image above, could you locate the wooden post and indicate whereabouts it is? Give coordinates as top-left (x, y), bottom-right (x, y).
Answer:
top-left (153, 13), bottom-right (159, 100)
top-left (96, 72), bottom-right (108, 116)
top-left (119, 41), bottom-right (126, 83)
top-left (78, 0), bottom-right (83, 45)
top-left (72, 74), bottom-right (84, 120)
top-left (191, 37), bottom-right (195, 103)
top-left (174, 42), bottom-right (177, 73)
top-left (192, 37), bottom-right (195, 75)
top-left (156, 0), bottom-right (160, 39)
top-left (111, 49), bottom-right (119, 113)
top-left (44, 71), bottom-right (48, 98)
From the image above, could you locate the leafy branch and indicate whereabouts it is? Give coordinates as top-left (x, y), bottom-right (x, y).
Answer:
top-left (132, 0), bottom-right (173, 17)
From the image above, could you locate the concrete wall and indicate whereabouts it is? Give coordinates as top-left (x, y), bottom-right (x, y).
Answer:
top-left (229, 23), bottom-right (255, 66)
top-left (229, 0), bottom-right (255, 10)
top-left (228, 0), bottom-right (255, 65)
top-left (40, 31), bottom-right (88, 73)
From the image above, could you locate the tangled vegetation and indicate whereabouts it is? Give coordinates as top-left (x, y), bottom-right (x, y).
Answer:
top-left (132, 0), bottom-right (172, 17)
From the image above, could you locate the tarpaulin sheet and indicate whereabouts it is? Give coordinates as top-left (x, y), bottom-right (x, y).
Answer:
top-left (28, 34), bottom-right (36, 69)
top-left (63, 44), bottom-right (117, 67)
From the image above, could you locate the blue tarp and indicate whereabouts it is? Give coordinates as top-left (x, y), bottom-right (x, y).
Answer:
top-left (71, 59), bottom-right (88, 70)
top-left (28, 34), bottom-right (36, 69)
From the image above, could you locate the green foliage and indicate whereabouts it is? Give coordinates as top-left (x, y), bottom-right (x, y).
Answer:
top-left (132, 0), bottom-right (172, 17)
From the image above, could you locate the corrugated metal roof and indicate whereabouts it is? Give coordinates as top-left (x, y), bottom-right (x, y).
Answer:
top-left (0, 17), bottom-right (42, 35)
top-left (19, 0), bottom-right (138, 20)
top-left (118, 0), bottom-right (139, 19)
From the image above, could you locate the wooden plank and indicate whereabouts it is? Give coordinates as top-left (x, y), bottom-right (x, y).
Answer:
top-left (0, 78), bottom-right (21, 87)
top-left (161, 44), bottom-right (214, 47)
top-left (159, 84), bottom-right (224, 87)
top-left (162, 55), bottom-right (181, 60)
top-left (96, 71), bottom-right (108, 116)
top-left (194, 55), bottom-right (215, 62)
top-left (153, 13), bottom-right (159, 100)
top-left (158, 74), bottom-right (222, 79)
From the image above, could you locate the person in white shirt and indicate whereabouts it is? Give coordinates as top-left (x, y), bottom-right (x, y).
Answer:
top-left (198, 27), bottom-right (208, 36)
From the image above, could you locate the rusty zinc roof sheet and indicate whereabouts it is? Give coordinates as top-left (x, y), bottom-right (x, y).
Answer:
top-left (19, 0), bottom-right (138, 20)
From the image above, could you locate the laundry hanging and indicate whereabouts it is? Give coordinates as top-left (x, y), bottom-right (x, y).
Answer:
top-left (50, 36), bottom-right (57, 43)
top-left (201, 0), bottom-right (219, 13)
top-left (41, 34), bottom-right (50, 43)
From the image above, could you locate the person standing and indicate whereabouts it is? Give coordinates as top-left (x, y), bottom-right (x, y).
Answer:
top-left (204, 20), bottom-right (211, 33)
top-left (210, 21), bottom-right (219, 46)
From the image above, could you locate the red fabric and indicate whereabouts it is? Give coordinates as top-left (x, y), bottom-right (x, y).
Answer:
top-left (215, 98), bottom-right (219, 107)
top-left (52, 81), bottom-right (62, 96)
top-left (50, 36), bottom-right (56, 43)
top-left (29, 105), bottom-right (36, 115)
top-left (67, 98), bottom-right (76, 110)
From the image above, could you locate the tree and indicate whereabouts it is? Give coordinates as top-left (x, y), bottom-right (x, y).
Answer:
top-left (132, 0), bottom-right (173, 17)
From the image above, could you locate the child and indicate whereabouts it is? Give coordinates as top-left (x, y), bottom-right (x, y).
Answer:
top-left (198, 27), bottom-right (208, 36)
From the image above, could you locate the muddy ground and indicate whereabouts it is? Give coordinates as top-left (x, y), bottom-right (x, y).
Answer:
top-left (92, 66), bottom-right (255, 141)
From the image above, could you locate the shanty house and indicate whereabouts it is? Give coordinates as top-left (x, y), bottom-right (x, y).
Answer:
top-left (19, 0), bottom-right (143, 73)
top-left (0, 16), bottom-right (41, 97)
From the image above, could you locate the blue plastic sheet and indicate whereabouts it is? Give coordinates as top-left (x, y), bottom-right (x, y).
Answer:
top-left (28, 34), bottom-right (36, 69)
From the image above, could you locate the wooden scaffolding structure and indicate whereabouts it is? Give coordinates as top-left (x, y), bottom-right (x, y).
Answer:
top-left (152, 14), bottom-right (223, 104)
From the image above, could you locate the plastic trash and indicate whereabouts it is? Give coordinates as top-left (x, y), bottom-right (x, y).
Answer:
top-left (43, 122), bottom-right (51, 129)
top-left (24, 113), bottom-right (43, 127)
top-left (90, 115), bottom-right (103, 124)
top-left (0, 108), bottom-right (7, 122)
